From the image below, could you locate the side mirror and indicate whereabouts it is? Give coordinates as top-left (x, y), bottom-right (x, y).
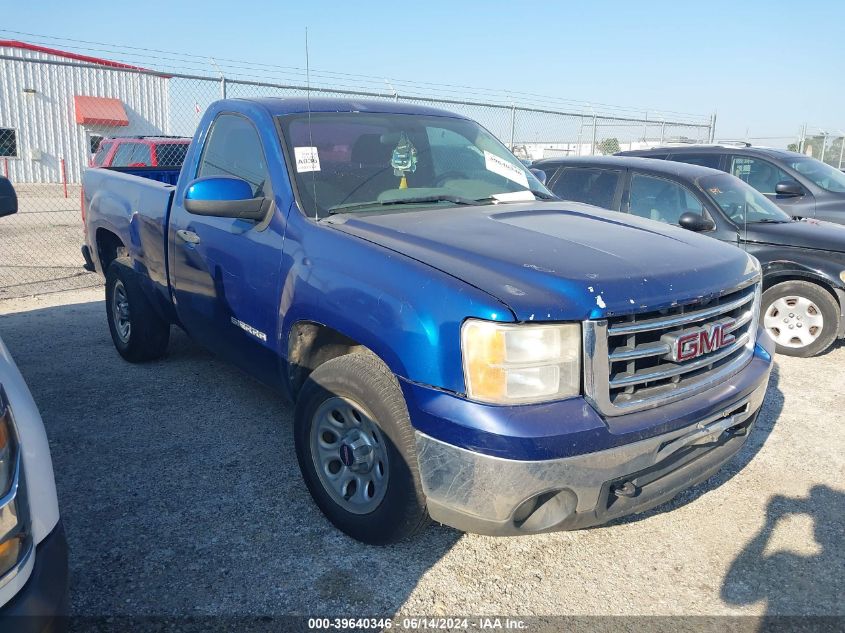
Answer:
top-left (775, 180), bottom-right (803, 197)
top-left (184, 176), bottom-right (269, 221)
top-left (678, 211), bottom-right (716, 232)
top-left (0, 177), bottom-right (17, 219)
top-left (529, 168), bottom-right (547, 186)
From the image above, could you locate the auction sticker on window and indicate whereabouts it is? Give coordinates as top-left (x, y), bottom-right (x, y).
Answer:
top-left (294, 146), bottom-right (321, 172)
top-left (484, 150), bottom-right (528, 187)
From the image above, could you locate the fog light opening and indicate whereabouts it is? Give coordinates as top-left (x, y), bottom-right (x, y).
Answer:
top-left (512, 489), bottom-right (578, 532)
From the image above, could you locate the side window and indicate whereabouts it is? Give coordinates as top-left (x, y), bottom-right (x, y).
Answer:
top-left (730, 156), bottom-right (790, 195)
top-left (92, 141), bottom-right (113, 166)
top-left (628, 173), bottom-right (705, 225)
top-left (198, 114), bottom-right (269, 197)
top-left (130, 143), bottom-right (152, 166)
top-left (550, 168), bottom-right (621, 209)
top-left (111, 143), bottom-right (137, 167)
top-left (671, 153), bottom-right (721, 169)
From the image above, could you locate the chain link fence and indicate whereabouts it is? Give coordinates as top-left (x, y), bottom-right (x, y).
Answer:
top-left (0, 54), bottom-right (713, 298)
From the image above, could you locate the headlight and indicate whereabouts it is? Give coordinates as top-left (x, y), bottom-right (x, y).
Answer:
top-left (461, 320), bottom-right (581, 404)
top-left (840, 270), bottom-right (845, 284)
top-left (0, 389), bottom-right (26, 578)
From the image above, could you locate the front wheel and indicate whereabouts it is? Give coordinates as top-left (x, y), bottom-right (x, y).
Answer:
top-left (294, 352), bottom-right (428, 544)
top-left (761, 280), bottom-right (839, 357)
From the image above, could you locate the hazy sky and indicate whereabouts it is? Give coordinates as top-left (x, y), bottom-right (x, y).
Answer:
top-left (3, 0), bottom-right (843, 146)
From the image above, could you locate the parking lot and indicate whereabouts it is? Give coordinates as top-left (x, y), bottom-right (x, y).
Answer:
top-left (0, 287), bottom-right (842, 620)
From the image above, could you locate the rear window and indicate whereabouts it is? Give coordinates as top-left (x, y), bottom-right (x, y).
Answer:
top-left (550, 167), bottom-right (621, 209)
top-left (155, 143), bottom-right (189, 167)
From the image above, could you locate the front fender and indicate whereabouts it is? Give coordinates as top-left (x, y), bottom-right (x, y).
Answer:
top-left (279, 218), bottom-right (515, 394)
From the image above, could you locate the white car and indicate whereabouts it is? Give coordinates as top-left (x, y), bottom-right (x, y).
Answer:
top-left (0, 176), bottom-right (67, 630)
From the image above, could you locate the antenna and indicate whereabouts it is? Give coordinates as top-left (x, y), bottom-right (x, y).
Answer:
top-left (305, 27), bottom-right (318, 220)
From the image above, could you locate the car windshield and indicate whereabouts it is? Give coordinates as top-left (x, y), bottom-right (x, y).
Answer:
top-left (277, 112), bottom-right (551, 218)
top-left (785, 155), bottom-right (845, 193)
top-left (698, 174), bottom-right (792, 224)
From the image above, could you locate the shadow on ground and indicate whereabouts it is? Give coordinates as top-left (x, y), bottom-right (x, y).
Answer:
top-left (0, 299), bottom-right (460, 618)
top-left (722, 486), bottom-right (845, 620)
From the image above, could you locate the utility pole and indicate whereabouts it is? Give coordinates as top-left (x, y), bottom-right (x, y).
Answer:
top-left (838, 133), bottom-right (844, 169)
top-left (591, 114), bottom-right (597, 156)
top-left (798, 123), bottom-right (807, 153)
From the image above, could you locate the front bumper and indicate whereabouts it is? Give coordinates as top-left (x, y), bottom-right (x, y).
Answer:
top-left (412, 331), bottom-right (774, 536)
top-left (0, 521), bottom-right (69, 633)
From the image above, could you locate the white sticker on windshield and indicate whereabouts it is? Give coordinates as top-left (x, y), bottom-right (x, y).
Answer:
top-left (484, 150), bottom-right (528, 188)
top-left (294, 146), bottom-right (321, 173)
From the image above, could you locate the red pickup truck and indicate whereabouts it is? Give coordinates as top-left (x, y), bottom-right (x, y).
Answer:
top-left (90, 136), bottom-right (190, 168)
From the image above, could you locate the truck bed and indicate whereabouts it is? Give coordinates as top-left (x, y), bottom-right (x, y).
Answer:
top-left (82, 166), bottom-right (177, 304)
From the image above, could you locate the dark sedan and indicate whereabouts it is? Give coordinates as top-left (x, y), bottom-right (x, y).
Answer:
top-left (534, 156), bottom-right (845, 357)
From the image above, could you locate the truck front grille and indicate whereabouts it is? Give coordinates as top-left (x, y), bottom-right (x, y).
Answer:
top-left (584, 280), bottom-right (761, 416)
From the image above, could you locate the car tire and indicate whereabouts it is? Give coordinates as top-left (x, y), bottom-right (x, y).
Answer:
top-left (105, 258), bottom-right (170, 362)
top-left (294, 351), bottom-right (429, 544)
top-left (761, 280), bottom-right (839, 357)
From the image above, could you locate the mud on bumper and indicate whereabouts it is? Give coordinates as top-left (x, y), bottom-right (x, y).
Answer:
top-left (418, 378), bottom-right (768, 536)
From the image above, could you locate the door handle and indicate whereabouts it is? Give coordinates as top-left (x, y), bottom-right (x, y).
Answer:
top-left (176, 229), bottom-right (201, 245)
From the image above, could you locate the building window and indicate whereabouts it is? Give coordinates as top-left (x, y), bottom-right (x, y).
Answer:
top-left (0, 129), bottom-right (17, 158)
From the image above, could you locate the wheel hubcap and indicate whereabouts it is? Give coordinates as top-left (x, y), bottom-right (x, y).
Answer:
top-left (310, 396), bottom-right (389, 515)
top-left (112, 281), bottom-right (131, 344)
top-left (763, 295), bottom-right (824, 348)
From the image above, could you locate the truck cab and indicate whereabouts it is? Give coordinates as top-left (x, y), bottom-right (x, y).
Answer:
top-left (81, 98), bottom-right (774, 543)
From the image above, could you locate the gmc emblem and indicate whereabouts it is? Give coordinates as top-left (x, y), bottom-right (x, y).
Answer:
top-left (662, 318), bottom-right (737, 362)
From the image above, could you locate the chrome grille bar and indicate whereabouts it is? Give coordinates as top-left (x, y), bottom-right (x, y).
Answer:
top-left (607, 288), bottom-right (755, 336)
top-left (609, 332), bottom-right (751, 388)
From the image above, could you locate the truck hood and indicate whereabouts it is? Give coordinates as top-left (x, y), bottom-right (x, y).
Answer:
top-left (328, 202), bottom-right (757, 321)
top-left (743, 218), bottom-right (845, 253)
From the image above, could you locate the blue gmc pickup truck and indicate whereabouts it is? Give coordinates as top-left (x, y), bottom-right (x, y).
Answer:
top-left (82, 98), bottom-right (774, 543)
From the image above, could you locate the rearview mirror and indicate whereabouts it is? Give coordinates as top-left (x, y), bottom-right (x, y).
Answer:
top-left (678, 211), bottom-right (715, 232)
top-left (184, 176), bottom-right (269, 221)
top-left (775, 180), bottom-right (803, 197)
top-left (0, 177), bottom-right (17, 219)
top-left (529, 168), bottom-right (547, 186)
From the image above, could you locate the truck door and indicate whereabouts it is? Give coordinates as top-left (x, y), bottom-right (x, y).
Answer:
top-left (169, 113), bottom-right (285, 382)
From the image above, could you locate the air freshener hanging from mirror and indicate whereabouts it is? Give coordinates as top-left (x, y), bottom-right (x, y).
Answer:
top-left (391, 132), bottom-right (417, 189)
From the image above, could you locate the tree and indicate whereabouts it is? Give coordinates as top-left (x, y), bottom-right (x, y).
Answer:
top-left (787, 143), bottom-right (798, 152)
top-left (597, 137), bottom-right (620, 155)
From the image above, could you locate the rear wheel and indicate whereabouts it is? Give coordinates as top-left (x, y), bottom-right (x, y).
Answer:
top-left (105, 259), bottom-right (170, 362)
top-left (294, 352), bottom-right (428, 544)
top-left (761, 280), bottom-right (839, 357)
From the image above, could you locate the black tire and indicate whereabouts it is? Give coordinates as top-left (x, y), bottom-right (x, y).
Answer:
top-left (105, 258), bottom-right (170, 362)
top-left (294, 351), bottom-right (428, 544)
top-left (761, 280), bottom-right (839, 358)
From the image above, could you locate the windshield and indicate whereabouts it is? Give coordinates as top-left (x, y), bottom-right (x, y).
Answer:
top-left (698, 174), bottom-right (792, 224)
top-left (278, 112), bottom-right (550, 218)
top-left (785, 155), bottom-right (845, 193)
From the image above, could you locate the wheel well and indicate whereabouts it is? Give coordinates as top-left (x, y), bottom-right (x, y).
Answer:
top-left (763, 273), bottom-right (840, 308)
top-left (287, 322), bottom-right (365, 397)
top-left (95, 229), bottom-right (126, 272)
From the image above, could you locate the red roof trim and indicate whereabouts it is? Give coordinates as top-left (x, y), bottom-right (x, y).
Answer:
top-left (0, 40), bottom-right (167, 76)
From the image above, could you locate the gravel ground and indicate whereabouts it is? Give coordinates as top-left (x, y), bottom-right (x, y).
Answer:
top-left (0, 287), bottom-right (842, 620)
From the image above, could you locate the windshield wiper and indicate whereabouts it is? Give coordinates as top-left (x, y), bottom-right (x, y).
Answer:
top-left (529, 189), bottom-right (559, 200)
top-left (329, 194), bottom-right (481, 215)
top-left (753, 218), bottom-right (790, 224)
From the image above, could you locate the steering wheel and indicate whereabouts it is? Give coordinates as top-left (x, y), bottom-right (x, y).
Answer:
top-left (434, 171), bottom-right (471, 187)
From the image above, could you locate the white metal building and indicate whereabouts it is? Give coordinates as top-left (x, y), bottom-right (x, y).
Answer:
top-left (0, 40), bottom-right (171, 183)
